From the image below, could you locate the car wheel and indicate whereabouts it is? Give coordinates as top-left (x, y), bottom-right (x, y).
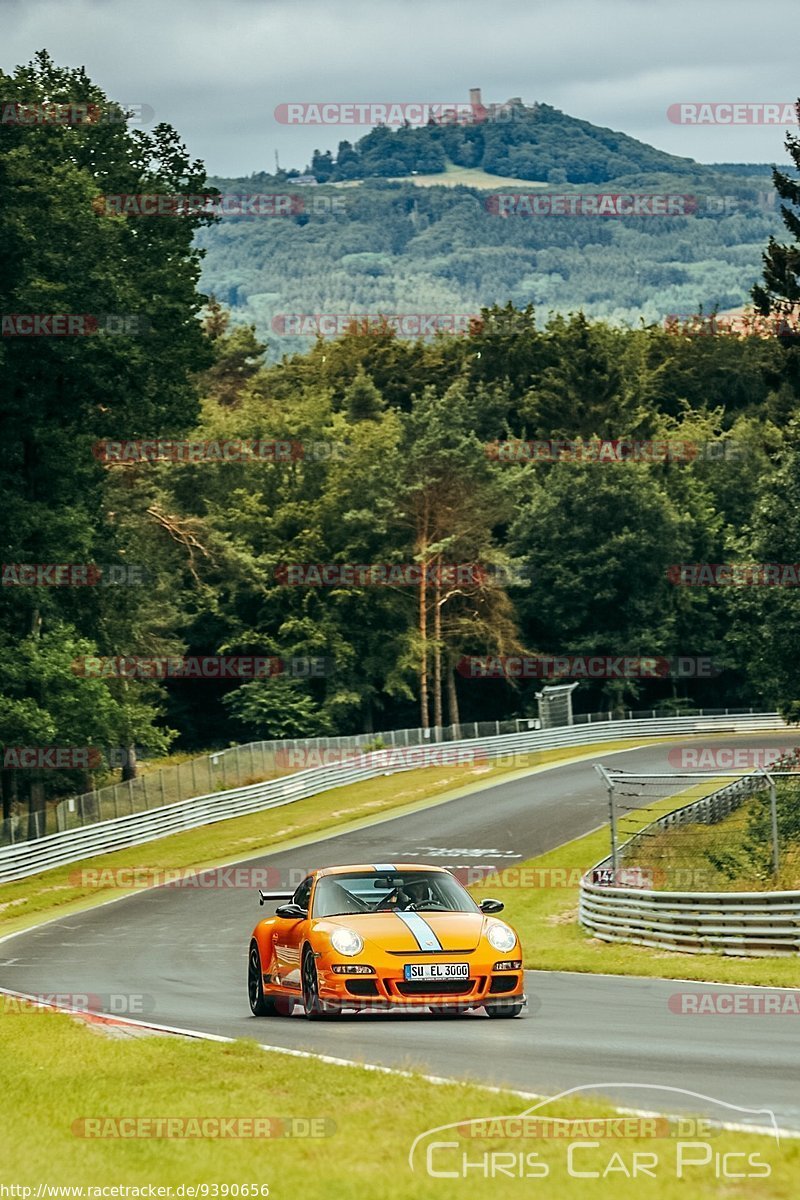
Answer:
top-left (273, 996), bottom-right (295, 1017)
top-left (484, 1002), bottom-right (523, 1018)
top-left (248, 942), bottom-right (277, 1016)
top-left (302, 948), bottom-right (340, 1019)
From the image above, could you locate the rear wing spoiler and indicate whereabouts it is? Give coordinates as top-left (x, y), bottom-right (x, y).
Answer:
top-left (259, 889), bottom-right (294, 906)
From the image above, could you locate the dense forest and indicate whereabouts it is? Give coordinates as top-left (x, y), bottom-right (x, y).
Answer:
top-left (3, 54), bottom-right (800, 830)
top-left (199, 182), bottom-right (781, 359)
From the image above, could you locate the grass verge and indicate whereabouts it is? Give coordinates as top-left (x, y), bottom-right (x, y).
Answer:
top-left (0, 739), bottom-right (664, 939)
top-left (0, 1006), bottom-right (795, 1197)
top-left (481, 782), bottom-right (800, 986)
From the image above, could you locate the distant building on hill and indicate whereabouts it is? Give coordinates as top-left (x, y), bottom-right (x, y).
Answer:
top-left (468, 87), bottom-right (531, 121)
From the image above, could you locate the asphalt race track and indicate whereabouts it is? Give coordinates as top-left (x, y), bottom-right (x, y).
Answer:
top-left (3, 735), bottom-right (800, 1133)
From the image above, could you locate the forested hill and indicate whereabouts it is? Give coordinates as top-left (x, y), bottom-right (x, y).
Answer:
top-left (300, 102), bottom-right (705, 185)
top-left (197, 102), bottom-right (781, 359)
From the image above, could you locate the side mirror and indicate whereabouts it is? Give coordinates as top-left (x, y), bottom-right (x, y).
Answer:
top-left (275, 903), bottom-right (308, 919)
top-left (480, 898), bottom-right (504, 914)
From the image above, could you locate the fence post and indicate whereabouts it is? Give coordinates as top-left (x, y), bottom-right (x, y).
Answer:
top-left (596, 763), bottom-right (617, 871)
top-left (765, 769), bottom-right (780, 881)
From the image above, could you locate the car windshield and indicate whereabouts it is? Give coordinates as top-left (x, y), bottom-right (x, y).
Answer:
top-left (312, 871), bottom-right (480, 918)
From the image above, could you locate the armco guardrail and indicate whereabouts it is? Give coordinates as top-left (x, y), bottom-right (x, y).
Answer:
top-left (579, 883), bottom-right (800, 956)
top-left (8, 705), bottom-right (767, 844)
top-left (0, 712), bottom-right (785, 885)
top-left (580, 768), bottom-right (800, 957)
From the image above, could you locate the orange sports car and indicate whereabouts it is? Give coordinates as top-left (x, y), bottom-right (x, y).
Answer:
top-left (248, 863), bottom-right (525, 1019)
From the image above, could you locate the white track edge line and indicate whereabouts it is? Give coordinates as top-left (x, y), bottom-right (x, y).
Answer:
top-left (1, 985), bottom-right (797, 1141)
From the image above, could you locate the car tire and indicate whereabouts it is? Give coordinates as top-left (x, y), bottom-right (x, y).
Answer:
top-left (248, 942), bottom-right (277, 1016)
top-left (302, 948), bottom-right (340, 1019)
top-left (484, 1002), bottom-right (523, 1018)
top-left (273, 996), bottom-right (295, 1017)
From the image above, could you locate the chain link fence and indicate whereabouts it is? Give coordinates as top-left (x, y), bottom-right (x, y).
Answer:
top-left (1, 717), bottom-right (543, 845)
top-left (600, 747), bottom-right (800, 891)
top-left (0, 705), bottom-right (767, 846)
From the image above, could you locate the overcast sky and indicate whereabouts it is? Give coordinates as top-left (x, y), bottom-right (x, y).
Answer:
top-left (3, 0), bottom-right (799, 176)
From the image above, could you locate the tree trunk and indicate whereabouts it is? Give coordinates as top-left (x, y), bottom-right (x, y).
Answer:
top-left (446, 659), bottom-right (461, 735)
top-left (419, 552), bottom-right (429, 729)
top-left (433, 564), bottom-right (443, 730)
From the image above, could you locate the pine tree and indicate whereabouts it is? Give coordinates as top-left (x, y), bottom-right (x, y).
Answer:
top-left (344, 368), bottom-right (385, 422)
top-left (752, 99), bottom-right (800, 324)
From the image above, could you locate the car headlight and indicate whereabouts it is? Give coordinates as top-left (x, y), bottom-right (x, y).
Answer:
top-left (486, 922), bottom-right (516, 953)
top-left (330, 928), bottom-right (364, 957)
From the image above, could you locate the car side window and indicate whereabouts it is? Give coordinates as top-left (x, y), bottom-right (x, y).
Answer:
top-left (292, 876), bottom-right (313, 912)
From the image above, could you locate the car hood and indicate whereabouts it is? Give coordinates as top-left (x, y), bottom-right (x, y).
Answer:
top-left (316, 910), bottom-right (487, 953)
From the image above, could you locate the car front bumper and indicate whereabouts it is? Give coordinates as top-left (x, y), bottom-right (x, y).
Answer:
top-left (316, 955), bottom-right (525, 1010)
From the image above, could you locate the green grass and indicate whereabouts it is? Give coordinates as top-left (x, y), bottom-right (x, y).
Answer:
top-left (480, 782), bottom-right (800, 986)
top-left (333, 162), bottom-right (555, 189)
top-left (0, 1006), bottom-right (795, 1197)
top-left (0, 739), bottom-right (663, 939)
top-left (623, 795), bottom-right (800, 892)
top-left (385, 163), bottom-right (553, 189)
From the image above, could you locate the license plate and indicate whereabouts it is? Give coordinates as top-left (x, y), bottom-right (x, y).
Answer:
top-left (403, 962), bottom-right (469, 981)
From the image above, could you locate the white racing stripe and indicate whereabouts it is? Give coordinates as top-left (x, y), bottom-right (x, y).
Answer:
top-left (394, 910), bottom-right (443, 951)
